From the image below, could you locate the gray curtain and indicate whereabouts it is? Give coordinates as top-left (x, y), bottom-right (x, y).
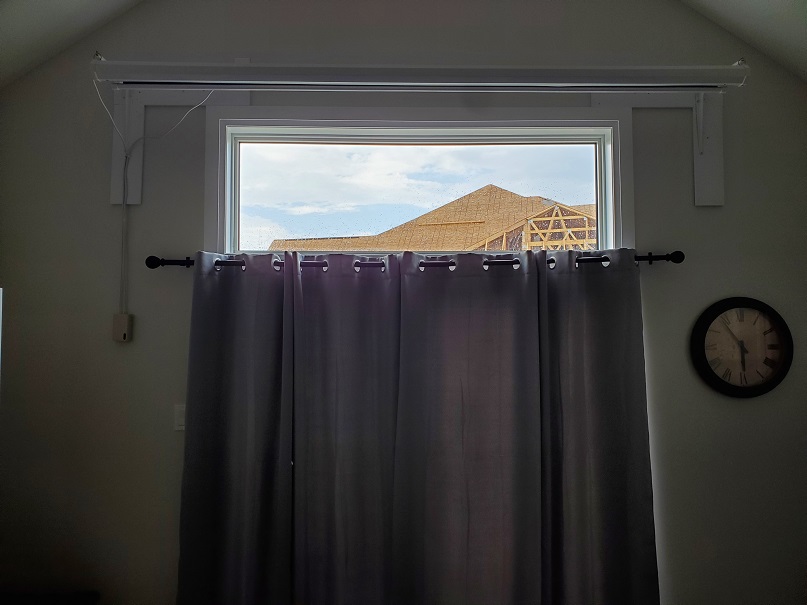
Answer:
top-left (177, 249), bottom-right (658, 605)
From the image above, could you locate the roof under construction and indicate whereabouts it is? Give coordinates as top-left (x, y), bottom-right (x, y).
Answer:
top-left (268, 184), bottom-right (597, 252)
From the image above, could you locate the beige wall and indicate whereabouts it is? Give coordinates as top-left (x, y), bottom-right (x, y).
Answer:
top-left (0, 1), bottom-right (805, 603)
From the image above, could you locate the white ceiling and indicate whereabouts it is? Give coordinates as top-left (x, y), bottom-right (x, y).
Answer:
top-left (0, 0), bottom-right (143, 88)
top-left (680, 0), bottom-right (807, 81)
top-left (0, 0), bottom-right (805, 89)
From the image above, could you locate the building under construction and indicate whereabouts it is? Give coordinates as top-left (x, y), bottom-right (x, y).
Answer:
top-left (268, 184), bottom-right (597, 252)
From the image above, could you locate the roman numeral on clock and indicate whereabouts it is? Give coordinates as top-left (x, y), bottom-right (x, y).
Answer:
top-left (722, 368), bottom-right (732, 382)
top-left (763, 357), bottom-right (777, 368)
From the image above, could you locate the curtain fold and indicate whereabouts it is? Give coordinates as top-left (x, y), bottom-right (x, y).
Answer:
top-left (392, 252), bottom-right (542, 605)
top-left (290, 253), bottom-right (401, 604)
top-left (176, 250), bottom-right (659, 605)
top-left (177, 253), bottom-right (293, 605)
top-left (538, 249), bottom-right (659, 604)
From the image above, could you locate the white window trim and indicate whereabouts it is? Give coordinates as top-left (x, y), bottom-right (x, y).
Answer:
top-left (204, 105), bottom-right (634, 253)
top-left (103, 86), bottom-right (728, 246)
top-left (101, 60), bottom-right (733, 213)
top-left (593, 92), bottom-right (725, 208)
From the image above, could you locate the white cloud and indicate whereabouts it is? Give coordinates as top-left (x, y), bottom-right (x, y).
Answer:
top-left (240, 144), bottom-right (474, 212)
top-left (238, 143), bottom-right (595, 216)
top-left (238, 215), bottom-right (290, 251)
top-left (285, 203), bottom-right (360, 215)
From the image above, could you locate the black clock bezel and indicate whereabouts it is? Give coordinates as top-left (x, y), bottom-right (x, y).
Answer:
top-left (690, 297), bottom-right (794, 398)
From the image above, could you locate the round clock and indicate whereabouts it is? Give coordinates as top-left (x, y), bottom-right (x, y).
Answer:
top-left (690, 297), bottom-right (793, 398)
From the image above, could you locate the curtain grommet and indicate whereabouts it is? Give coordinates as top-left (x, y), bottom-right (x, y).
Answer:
top-left (418, 259), bottom-right (456, 271)
top-left (483, 257), bottom-right (520, 271)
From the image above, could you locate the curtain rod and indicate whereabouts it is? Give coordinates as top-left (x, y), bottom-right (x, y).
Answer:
top-left (145, 251), bottom-right (684, 270)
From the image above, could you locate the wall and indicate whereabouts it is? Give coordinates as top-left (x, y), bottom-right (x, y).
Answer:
top-left (0, 1), bottom-right (805, 603)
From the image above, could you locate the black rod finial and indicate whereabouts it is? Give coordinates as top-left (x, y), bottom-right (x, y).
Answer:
top-left (145, 256), bottom-right (163, 269)
top-left (669, 250), bottom-right (685, 264)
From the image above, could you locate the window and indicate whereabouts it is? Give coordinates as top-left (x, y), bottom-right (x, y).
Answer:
top-left (206, 107), bottom-right (633, 253)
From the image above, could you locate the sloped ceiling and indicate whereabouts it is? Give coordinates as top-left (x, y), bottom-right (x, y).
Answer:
top-left (0, 0), bottom-right (804, 89)
top-left (0, 0), bottom-right (143, 88)
top-left (680, 0), bottom-right (807, 80)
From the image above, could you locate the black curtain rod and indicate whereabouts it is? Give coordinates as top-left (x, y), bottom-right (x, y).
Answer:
top-left (146, 251), bottom-right (684, 270)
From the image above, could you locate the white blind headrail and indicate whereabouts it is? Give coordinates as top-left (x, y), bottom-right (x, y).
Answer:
top-left (92, 61), bottom-right (749, 92)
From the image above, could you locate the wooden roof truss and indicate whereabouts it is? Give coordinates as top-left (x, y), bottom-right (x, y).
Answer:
top-left (474, 204), bottom-right (597, 252)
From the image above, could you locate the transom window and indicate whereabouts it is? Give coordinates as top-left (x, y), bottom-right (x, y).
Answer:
top-left (224, 125), bottom-right (617, 253)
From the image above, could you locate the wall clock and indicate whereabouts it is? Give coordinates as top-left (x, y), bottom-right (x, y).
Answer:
top-left (690, 297), bottom-right (793, 398)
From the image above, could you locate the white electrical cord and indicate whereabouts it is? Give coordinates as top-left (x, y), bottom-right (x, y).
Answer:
top-left (93, 78), bottom-right (127, 149)
top-left (93, 75), bottom-right (213, 315)
top-left (120, 154), bottom-right (130, 313)
top-left (93, 78), bottom-right (214, 152)
top-left (154, 90), bottom-right (214, 140)
top-left (121, 88), bottom-right (214, 158)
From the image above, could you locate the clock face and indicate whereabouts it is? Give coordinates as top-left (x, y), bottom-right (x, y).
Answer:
top-left (691, 298), bottom-right (793, 398)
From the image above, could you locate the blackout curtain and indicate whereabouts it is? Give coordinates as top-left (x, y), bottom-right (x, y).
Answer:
top-left (176, 249), bottom-right (659, 605)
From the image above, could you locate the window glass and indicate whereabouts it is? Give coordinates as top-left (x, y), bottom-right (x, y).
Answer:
top-left (238, 142), bottom-right (597, 252)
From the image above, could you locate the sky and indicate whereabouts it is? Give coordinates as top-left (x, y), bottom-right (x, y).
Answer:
top-left (239, 142), bottom-right (596, 250)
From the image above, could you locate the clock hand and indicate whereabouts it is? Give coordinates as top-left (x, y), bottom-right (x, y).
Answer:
top-left (722, 323), bottom-right (749, 372)
top-left (723, 324), bottom-right (742, 345)
top-left (739, 340), bottom-right (747, 372)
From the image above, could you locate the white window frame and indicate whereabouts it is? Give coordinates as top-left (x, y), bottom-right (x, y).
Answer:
top-left (204, 105), bottom-right (635, 253)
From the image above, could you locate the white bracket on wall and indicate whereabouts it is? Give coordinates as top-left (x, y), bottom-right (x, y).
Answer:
top-left (694, 93), bottom-right (705, 154)
top-left (592, 92), bottom-right (724, 207)
top-left (109, 89), bottom-right (250, 204)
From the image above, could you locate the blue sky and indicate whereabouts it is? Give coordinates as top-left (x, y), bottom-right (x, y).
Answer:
top-left (239, 142), bottom-right (595, 250)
